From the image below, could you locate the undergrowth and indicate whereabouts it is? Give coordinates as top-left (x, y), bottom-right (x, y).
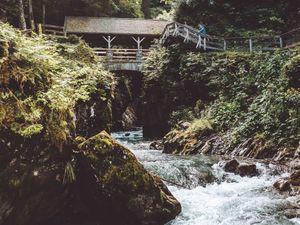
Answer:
top-left (0, 23), bottom-right (115, 150)
top-left (143, 45), bottom-right (300, 152)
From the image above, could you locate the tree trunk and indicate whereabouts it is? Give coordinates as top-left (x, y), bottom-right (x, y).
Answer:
top-left (17, 0), bottom-right (27, 30)
top-left (28, 0), bottom-right (35, 30)
top-left (0, 8), bottom-right (7, 22)
top-left (42, 3), bottom-right (46, 25)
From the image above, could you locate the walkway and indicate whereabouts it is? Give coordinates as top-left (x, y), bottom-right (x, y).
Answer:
top-left (160, 22), bottom-right (300, 52)
top-left (39, 18), bottom-right (300, 71)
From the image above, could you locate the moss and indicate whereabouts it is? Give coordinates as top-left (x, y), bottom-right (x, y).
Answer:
top-left (80, 131), bottom-right (156, 195)
top-left (145, 45), bottom-right (300, 153)
top-left (9, 177), bottom-right (23, 188)
top-left (63, 162), bottom-right (76, 184)
top-left (0, 22), bottom-right (115, 149)
top-left (186, 119), bottom-right (213, 135)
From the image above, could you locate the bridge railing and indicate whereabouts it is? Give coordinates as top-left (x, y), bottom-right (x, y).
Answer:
top-left (161, 22), bottom-right (300, 52)
top-left (160, 22), bottom-right (225, 51)
top-left (21, 29), bottom-right (33, 36)
top-left (223, 36), bottom-right (282, 52)
top-left (42, 24), bottom-right (65, 36)
top-left (281, 28), bottom-right (300, 48)
top-left (93, 48), bottom-right (150, 62)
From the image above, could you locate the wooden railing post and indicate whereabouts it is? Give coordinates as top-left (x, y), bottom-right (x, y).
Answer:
top-left (184, 28), bottom-right (189, 43)
top-left (196, 35), bottom-right (202, 48)
top-left (279, 36), bottom-right (283, 48)
top-left (106, 49), bottom-right (113, 61)
top-left (38, 23), bottom-right (42, 35)
top-left (173, 23), bottom-right (178, 36)
top-left (249, 38), bottom-right (253, 52)
top-left (223, 39), bottom-right (227, 51)
top-left (136, 49), bottom-right (143, 61)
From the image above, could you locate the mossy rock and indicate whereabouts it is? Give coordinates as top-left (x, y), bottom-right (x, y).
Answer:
top-left (77, 131), bottom-right (181, 225)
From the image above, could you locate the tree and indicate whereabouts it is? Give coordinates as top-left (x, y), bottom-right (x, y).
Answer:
top-left (28, 0), bottom-right (35, 29)
top-left (17, 0), bottom-right (26, 30)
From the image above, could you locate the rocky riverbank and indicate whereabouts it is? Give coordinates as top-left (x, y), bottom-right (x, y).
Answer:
top-left (142, 44), bottom-right (300, 213)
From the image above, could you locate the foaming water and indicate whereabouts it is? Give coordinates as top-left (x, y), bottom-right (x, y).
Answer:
top-left (112, 128), bottom-right (300, 225)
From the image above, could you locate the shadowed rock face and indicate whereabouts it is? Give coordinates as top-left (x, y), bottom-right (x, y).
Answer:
top-left (0, 131), bottom-right (181, 225)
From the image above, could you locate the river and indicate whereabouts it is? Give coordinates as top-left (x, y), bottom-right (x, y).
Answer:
top-left (112, 128), bottom-right (300, 225)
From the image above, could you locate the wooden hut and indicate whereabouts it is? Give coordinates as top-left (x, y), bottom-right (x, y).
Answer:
top-left (63, 16), bottom-right (171, 49)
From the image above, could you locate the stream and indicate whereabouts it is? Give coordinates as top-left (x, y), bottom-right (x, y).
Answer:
top-left (112, 128), bottom-right (300, 225)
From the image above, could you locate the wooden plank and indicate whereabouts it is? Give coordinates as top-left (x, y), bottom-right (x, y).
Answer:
top-left (42, 24), bottom-right (64, 29)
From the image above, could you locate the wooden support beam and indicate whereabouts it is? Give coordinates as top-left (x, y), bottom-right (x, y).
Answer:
top-left (132, 36), bottom-right (145, 50)
top-left (103, 36), bottom-right (116, 49)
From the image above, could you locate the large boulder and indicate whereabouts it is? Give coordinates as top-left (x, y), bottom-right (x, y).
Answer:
top-left (0, 131), bottom-right (181, 225)
top-left (77, 131), bottom-right (181, 225)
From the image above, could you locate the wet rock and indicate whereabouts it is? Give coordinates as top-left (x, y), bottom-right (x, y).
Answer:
top-left (283, 208), bottom-right (300, 219)
top-left (274, 170), bottom-right (300, 196)
top-left (236, 163), bottom-right (259, 177)
top-left (273, 179), bottom-right (291, 192)
top-left (222, 159), bottom-right (259, 177)
top-left (122, 105), bottom-right (138, 130)
top-left (125, 132), bottom-right (130, 137)
top-left (163, 130), bottom-right (185, 154)
top-left (149, 141), bottom-right (163, 150)
top-left (279, 201), bottom-right (300, 219)
top-left (224, 159), bottom-right (239, 173)
top-left (178, 121), bottom-right (191, 130)
top-left (289, 158), bottom-right (300, 170)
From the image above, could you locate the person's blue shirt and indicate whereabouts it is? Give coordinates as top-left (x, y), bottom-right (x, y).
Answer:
top-left (198, 24), bottom-right (206, 36)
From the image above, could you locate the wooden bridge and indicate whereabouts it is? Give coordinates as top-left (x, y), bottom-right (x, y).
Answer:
top-left (93, 48), bottom-right (150, 72)
top-left (38, 17), bottom-right (300, 72)
top-left (160, 22), bottom-right (300, 52)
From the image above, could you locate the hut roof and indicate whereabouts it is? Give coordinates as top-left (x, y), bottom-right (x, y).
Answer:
top-left (64, 17), bottom-right (171, 36)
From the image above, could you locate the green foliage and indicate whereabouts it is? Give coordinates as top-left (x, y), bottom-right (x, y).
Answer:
top-left (175, 0), bottom-right (300, 36)
top-left (11, 123), bottom-right (44, 138)
top-left (63, 161), bottom-right (76, 184)
top-left (1, 0), bottom-right (144, 26)
top-left (0, 23), bottom-right (115, 148)
top-left (143, 45), bottom-right (300, 152)
top-left (186, 119), bottom-right (213, 135)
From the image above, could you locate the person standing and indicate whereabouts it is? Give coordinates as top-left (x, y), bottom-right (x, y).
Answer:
top-left (198, 23), bottom-right (207, 36)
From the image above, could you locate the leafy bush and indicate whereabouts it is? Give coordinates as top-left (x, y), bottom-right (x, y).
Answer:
top-left (143, 44), bottom-right (300, 152)
top-left (0, 23), bottom-right (115, 149)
